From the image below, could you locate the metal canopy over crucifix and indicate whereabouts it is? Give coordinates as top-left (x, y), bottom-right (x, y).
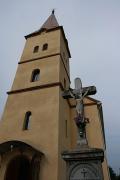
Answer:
top-left (63, 77), bottom-right (97, 146)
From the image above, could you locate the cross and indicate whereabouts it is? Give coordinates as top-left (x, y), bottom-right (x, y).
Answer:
top-left (62, 77), bottom-right (97, 142)
top-left (81, 169), bottom-right (87, 178)
top-left (52, 9), bottom-right (55, 14)
top-left (62, 79), bottom-right (96, 100)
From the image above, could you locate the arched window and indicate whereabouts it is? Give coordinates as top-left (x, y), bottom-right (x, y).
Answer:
top-left (33, 46), bottom-right (39, 53)
top-left (23, 111), bottom-right (31, 130)
top-left (42, 43), bottom-right (48, 51)
top-left (31, 69), bottom-right (40, 82)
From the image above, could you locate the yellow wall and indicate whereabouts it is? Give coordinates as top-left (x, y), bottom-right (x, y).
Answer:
top-left (12, 56), bottom-right (60, 91)
top-left (20, 30), bottom-right (61, 62)
top-left (0, 26), bottom-right (110, 180)
top-left (0, 87), bottom-right (59, 180)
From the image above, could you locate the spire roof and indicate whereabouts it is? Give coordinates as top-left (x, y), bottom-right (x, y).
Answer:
top-left (40, 11), bottom-right (59, 30)
top-left (25, 12), bottom-right (71, 58)
top-left (25, 12), bottom-right (59, 38)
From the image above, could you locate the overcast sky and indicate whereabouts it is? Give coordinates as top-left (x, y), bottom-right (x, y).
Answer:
top-left (0, 0), bottom-right (120, 174)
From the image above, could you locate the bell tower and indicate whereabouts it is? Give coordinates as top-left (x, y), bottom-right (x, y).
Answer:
top-left (0, 12), bottom-right (71, 180)
top-left (0, 12), bottom-right (110, 180)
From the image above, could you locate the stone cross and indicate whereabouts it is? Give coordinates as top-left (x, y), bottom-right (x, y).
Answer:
top-left (81, 168), bottom-right (87, 178)
top-left (62, 77), bottom-right (97, 146)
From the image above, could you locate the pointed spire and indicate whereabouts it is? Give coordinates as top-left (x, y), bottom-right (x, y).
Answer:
top-left (40, 11), bottom-right (59, 30)
top-left (25, 11), bottom-right (59, 39)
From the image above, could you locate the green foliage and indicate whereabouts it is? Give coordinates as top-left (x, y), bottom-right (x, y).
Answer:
top-left (109, 166), bottom-right (117, 180)
top-left (116, 175), bottom-right (120, 180)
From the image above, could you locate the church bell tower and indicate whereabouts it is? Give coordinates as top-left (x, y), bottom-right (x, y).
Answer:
top-left (0, 11), bottom-right (71, 180)
top-left (0, 12), bottom-right (110, 180)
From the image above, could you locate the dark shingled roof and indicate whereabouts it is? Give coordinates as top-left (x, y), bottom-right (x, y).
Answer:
top-left (40, 12), bottom-right (59, 30)
top-left (25, 12), bottom-right (59, 38)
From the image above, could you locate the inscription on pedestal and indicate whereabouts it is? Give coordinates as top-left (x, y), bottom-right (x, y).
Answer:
top-left (70, 164), bottom-right (101, 180)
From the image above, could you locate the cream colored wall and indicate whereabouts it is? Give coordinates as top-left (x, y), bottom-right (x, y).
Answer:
top-left (85, 105), bottom-right (105, 148)
top-left (57, 31), bottom-right (71, 180)
top-left (0, 87), bottom-right (59, 180)
top-left (0, 25), bottom-right (110, 180)
top-left (59, 56), bottom-right (70, 90)
top-left (58, 88), bottom-right (71, 180)
top-left (60, 33), bottom-right (70, 76)
top-left (11, 56), bottom-right (60, 91)
top-left (0, 28), bottom-right (71, 180)
top-left (20, 30), bottom-right (61, 62)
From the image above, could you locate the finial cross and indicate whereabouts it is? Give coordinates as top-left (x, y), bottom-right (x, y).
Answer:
top-left (52, 9), bottom-right (55, 14)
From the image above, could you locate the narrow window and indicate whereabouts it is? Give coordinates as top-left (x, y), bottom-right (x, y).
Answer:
top-left (64, 78), bottom-right (66, 89)
top-left (42, 43), bottom-right (48, 51)
top-left (33, 46), bottom-right (39, 53)
top-left (31, 69), bottom-right (40, 82)
top-left (65, 120), bottom-right (68, 138)
top-left (23, 111), bottom-right (31, 130)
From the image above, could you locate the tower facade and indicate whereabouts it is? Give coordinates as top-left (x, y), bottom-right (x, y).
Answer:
top-left (0, 13), bottom-right (110, 180)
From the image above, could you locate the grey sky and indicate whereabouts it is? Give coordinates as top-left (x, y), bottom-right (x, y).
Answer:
top-left (0, 0), bottom-right (120, 173)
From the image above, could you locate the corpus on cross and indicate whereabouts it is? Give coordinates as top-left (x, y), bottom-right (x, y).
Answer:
top-left (63, 77), bottom-right (97, 144)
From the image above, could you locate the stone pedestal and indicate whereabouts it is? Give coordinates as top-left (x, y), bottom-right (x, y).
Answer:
top-left (62, 147), bottom-right (104, 180)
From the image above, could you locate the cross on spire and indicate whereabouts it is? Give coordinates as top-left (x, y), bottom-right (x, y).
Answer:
top-left (52, 9), bottom-right (55, 14)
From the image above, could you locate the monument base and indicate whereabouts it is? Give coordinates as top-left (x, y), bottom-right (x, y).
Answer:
top-left (62, 147), bottom-right (104, 180)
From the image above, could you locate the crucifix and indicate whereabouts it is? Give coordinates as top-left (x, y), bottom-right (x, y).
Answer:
top-left (63, 77), bottom-right (97, 146)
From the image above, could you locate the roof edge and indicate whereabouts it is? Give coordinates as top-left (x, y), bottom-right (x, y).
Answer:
top-left (25, 26), bottom-right (71, 58)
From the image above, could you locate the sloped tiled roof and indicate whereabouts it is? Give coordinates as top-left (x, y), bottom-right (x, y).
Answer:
top-left (25, 12), bottom-right (59, 38)
top-left (40, 12), bottom-right (59, 30)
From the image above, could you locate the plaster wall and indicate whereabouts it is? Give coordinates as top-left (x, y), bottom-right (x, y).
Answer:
top-left (0, 87), bottom-right (59, 180)
top-left (11, 56), bottom-right (60, 91)
top-left (0, 24), bottom-right (110, 180)
top-left (20, 30), bottom-right (61, 62)
top-left (58, 88), bottom-right (71, 180)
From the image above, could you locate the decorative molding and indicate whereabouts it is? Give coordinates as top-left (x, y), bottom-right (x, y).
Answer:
top-left (7, 82), bottom-right (64, 95)
top-left (25, 26), bottom-right (71, 58)
top-left (18, 53), bottom-right (71, 83)
top-left (18, 53), bottom-right (60, 64)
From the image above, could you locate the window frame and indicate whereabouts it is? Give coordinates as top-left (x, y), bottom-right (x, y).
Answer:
top-left (31, 69), bottom-right (40, 82)
top-left (23, 111), bottom-right (32, 130)
top-left (42, 43), bottom-right (48, 51)
top-left (33, 46), bottom-right (39, 53)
